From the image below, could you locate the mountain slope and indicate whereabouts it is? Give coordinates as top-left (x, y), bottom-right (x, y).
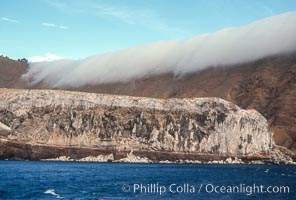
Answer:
top-left (0, 56), bottom-right (27, 88)
top-left (58, 54), bottom-right (296, 152)
top-left (0, 54), bottom-right (296, 152)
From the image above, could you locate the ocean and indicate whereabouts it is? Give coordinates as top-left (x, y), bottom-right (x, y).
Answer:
top-left (0, 161), bottom-right (295, 199)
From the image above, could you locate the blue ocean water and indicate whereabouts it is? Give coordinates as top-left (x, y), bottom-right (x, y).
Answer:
top-left (0, 161), bottom-right (295, 199)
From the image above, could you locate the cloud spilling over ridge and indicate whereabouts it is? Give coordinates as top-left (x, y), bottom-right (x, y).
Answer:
top-left (24, 12), bottom-right (296, 87)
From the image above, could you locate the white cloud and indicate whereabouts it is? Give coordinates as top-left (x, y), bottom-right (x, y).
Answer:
top-left (46, 0), bottom-right (188, 35)
top-left (28, 53), bottom-right (63, 63)
top-left (94, 4), bottom-right (187, 35)
top-left (46, 0), bottom-right (84, 14)
top-left (1, 17), bottom-right (19, 23)
top-left (42, 22), bottom-right (68, 30)
top-left (24, 12), bottom-right (296, 88)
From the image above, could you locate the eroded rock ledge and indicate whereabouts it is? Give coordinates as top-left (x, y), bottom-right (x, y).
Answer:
top-left (0, 89), bottom-right (293, 164)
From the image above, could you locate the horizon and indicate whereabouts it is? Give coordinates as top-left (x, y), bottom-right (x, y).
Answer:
top-left (1, 0), bottom-right (296, 61)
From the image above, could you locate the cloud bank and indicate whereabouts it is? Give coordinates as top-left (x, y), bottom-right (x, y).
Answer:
top-left (25, 12), bottom-right (296, 87)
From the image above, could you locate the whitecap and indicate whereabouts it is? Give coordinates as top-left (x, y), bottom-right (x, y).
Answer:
top-left (264, 169), bottom-right (269, 173)
top-left (44, 189), bottom-right (63, 199)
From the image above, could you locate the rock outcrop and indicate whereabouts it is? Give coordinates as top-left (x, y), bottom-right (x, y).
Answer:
top-left (1, 54), bottom-right (296, 154)
top-left (0, 89), bottom-right (286, 163)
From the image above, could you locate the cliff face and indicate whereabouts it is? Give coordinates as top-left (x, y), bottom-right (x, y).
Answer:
top-left (1, 54), bottom-right (295, 153)
top-left (0, 89), bottom-right (275, 162)
top-left (59, 54), bottom-right (295, 152)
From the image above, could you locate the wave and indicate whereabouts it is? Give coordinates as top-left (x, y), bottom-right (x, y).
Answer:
top-left (44, 189), bottom-right (63, 199)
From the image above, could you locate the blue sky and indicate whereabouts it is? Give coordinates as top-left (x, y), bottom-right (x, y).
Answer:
top-left (1, 0), bottom-right (296, 61)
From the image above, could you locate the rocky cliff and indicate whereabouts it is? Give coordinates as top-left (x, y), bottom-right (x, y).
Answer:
top-left (0, 54), bottom-right (295, 155)
top-left (1, 89), bottom-right (289, 163)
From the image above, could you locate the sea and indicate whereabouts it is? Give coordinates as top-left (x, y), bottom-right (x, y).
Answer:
top-left (0, 161), bottom-right (295, 199)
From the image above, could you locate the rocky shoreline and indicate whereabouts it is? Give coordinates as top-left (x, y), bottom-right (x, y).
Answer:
top-left (40, 153), bottom-right (250, 165)
top-left (0, 139), bottom-right (294, 165)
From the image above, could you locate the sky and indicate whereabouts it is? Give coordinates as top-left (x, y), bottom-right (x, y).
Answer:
top-left (1, 0), bottom-right (296, 61)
